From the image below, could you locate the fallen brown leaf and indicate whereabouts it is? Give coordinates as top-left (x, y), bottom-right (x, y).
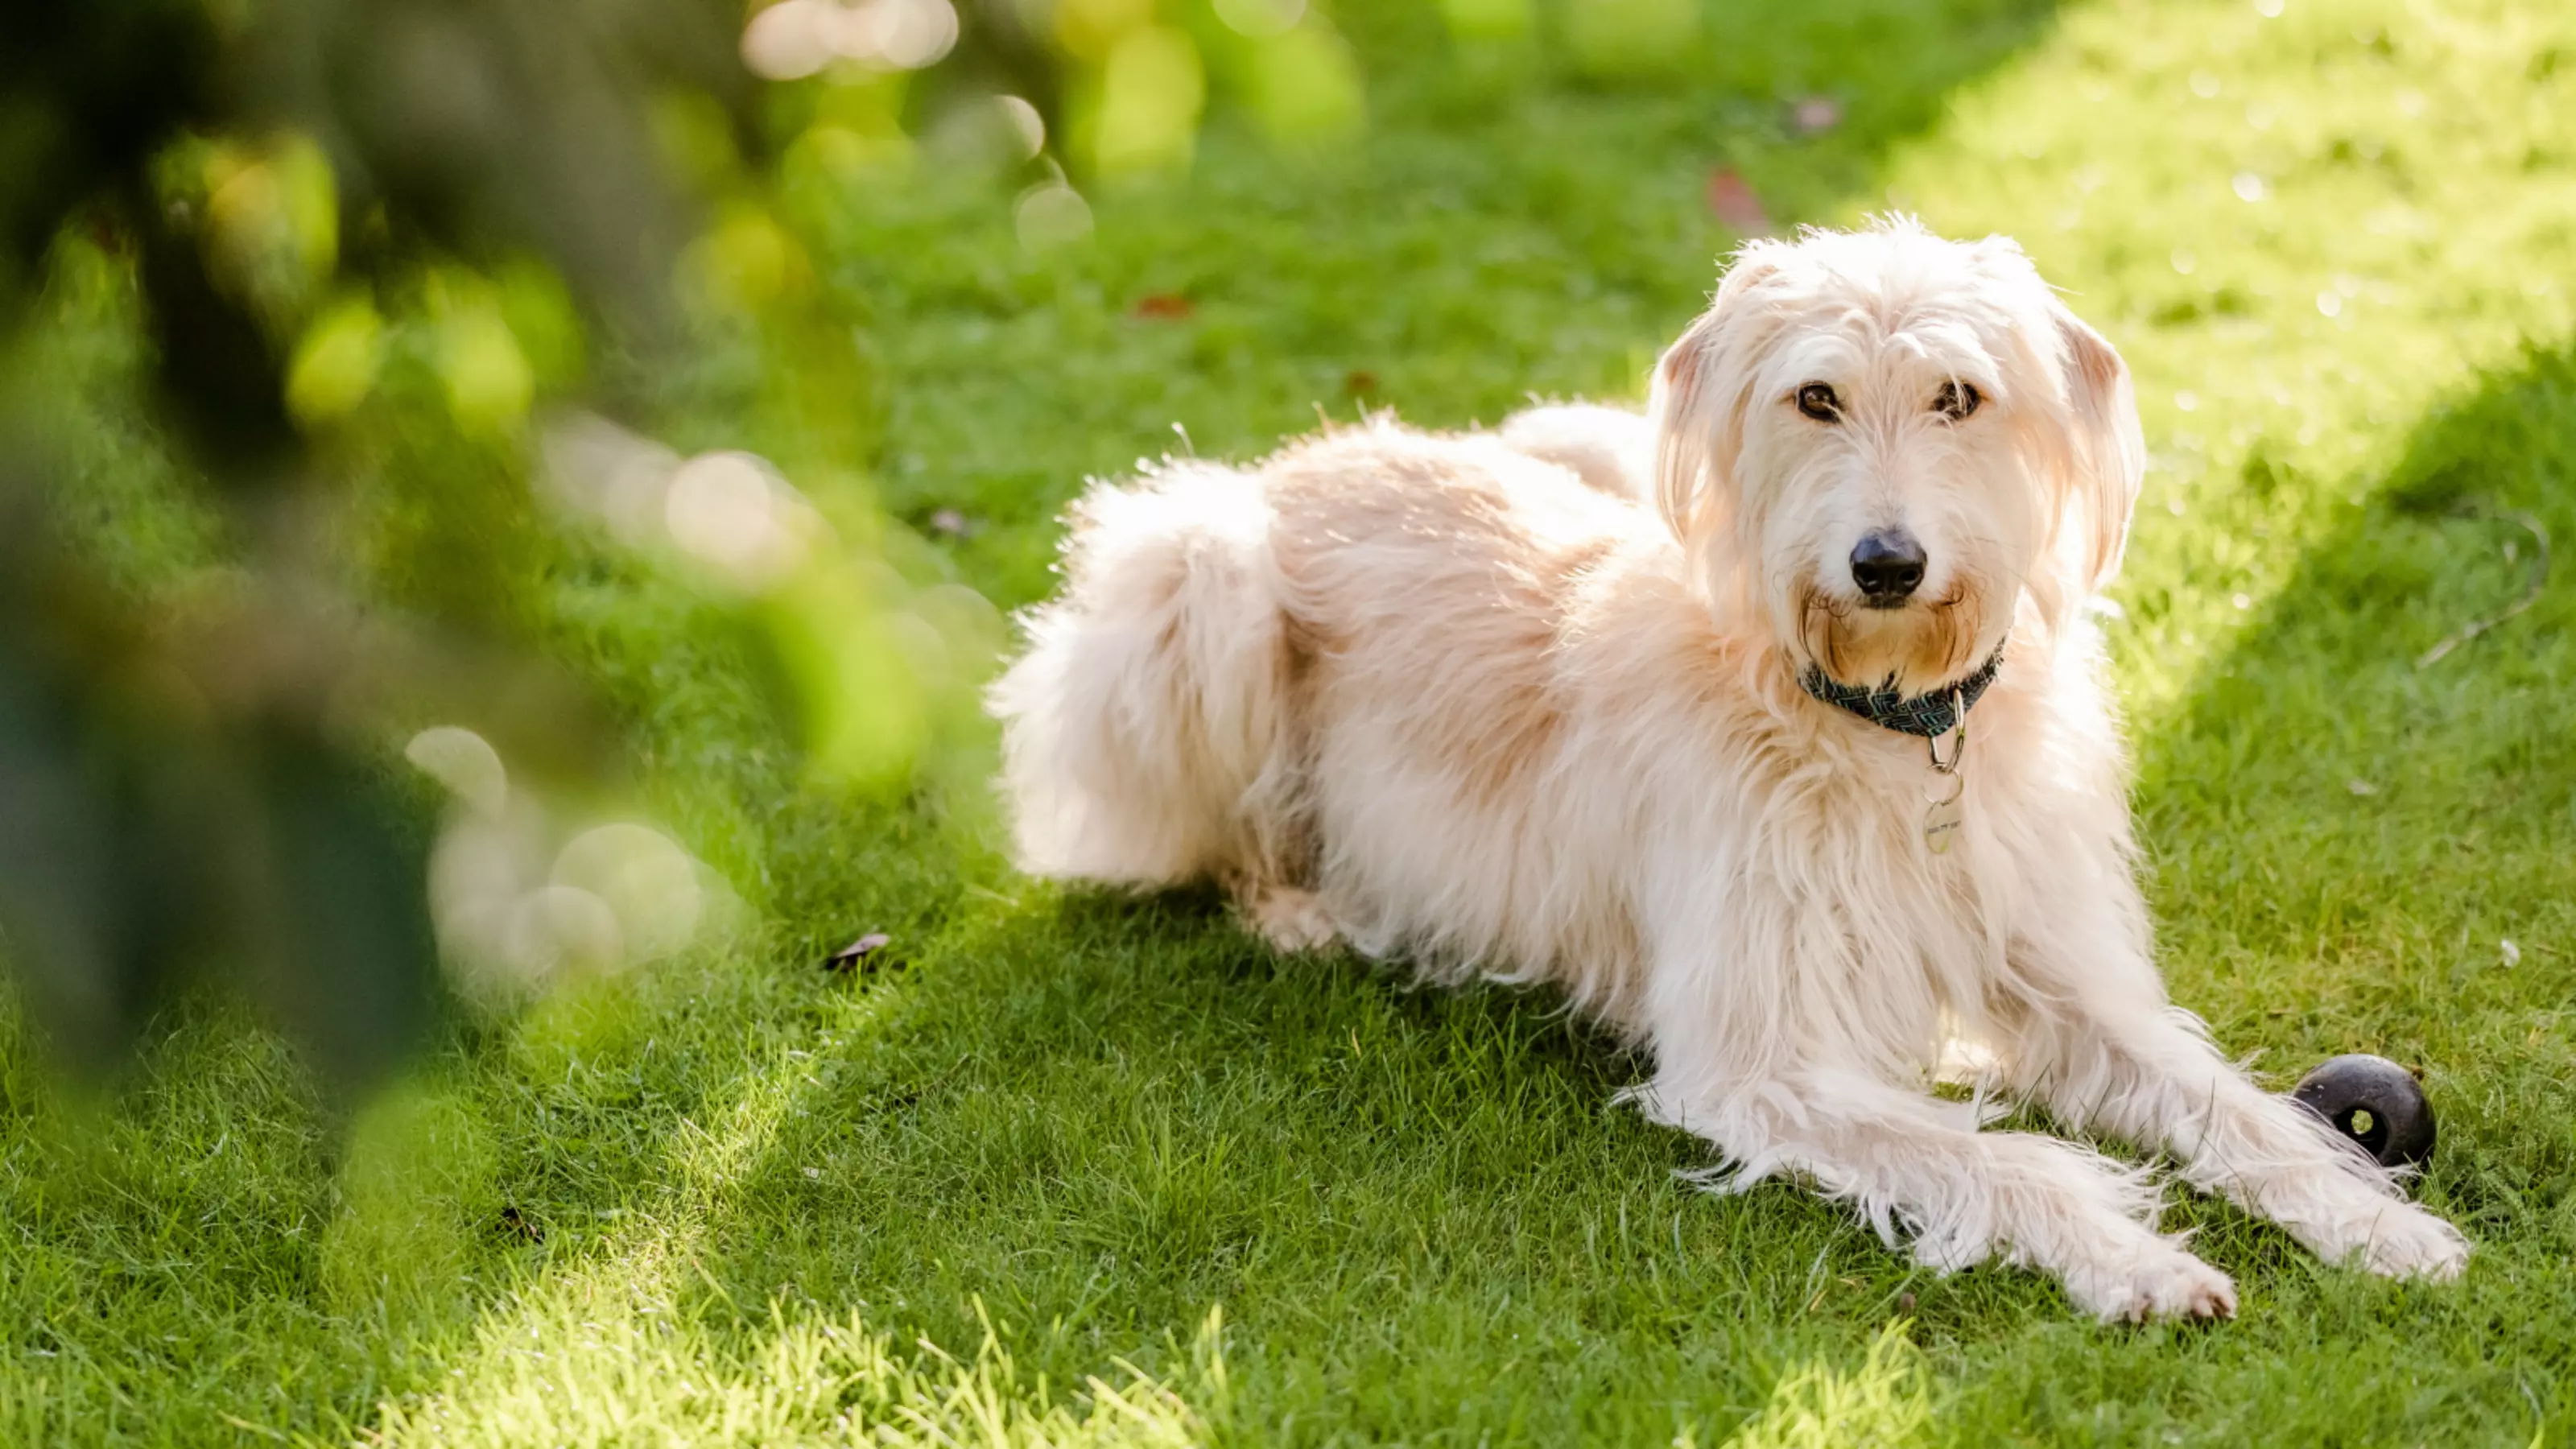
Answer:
top-left (1705, 167), bottom-right (1773, 235)
top-left (824, 931), bottom-right (894, 973)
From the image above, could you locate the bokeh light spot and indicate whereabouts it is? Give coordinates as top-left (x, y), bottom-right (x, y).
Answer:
top-left (742, 0), bottom-right (836, 80)
top-left (286, 296), bottom-right (385, 425)
top-left (1016, 183), bottom-right (1095, 253)
top-left (405, 726), bottom-right (509, 818)
top-left (552, 824), bottom-right (704, 966)
top-left (1091, 27), bottom-right (1205, 176)
top-left (1215, 0), bottom-right (1306, 39)
top-left (664, 451), bottom-right (814, 589)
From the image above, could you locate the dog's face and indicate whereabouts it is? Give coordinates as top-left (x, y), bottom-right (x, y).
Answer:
top-left (1650, 219), bottom-right (2144, 694)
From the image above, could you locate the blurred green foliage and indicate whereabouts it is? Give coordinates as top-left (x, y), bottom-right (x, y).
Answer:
top-left (2, 4), bottom-right (688, 1095)
top-left (0, 0), bottom-right (863, 1095)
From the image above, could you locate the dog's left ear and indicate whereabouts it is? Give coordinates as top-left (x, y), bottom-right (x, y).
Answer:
top-left (2047, 300), bottom-right (2145, 592)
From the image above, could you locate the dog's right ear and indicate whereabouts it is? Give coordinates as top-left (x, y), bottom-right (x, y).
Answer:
top-left (1649, 254), bottom-right (1780, 561)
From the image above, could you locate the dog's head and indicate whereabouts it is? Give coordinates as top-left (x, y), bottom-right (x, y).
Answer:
top-left (1649, 217), bottom-right (2142, 694)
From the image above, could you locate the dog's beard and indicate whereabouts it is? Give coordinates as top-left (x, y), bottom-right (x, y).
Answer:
top-left (1793, 576), bottom-right (1988, 695)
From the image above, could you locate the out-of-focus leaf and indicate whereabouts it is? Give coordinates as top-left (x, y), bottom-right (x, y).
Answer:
top-left (1084, 27), bottom-right (1205, 177)
top-left (1437, 0), bottom-right (1534, 43)
top-left (0, 2), bottom-right (216, 316)
top-left (242, 735), bottom-right (443, 1096)
top-left (286, 294), bottom-right (384, 424)
top-left (0, 642), bottom-right (141, 1071)
top-left (1563, 0), bottom-right (1700, 79)
top-left (260, 0), bottom-right (751, 338)
top-left (1240, 19), bottom-right (1364, 147)
top-left (129, 186), bottom-right (303, 481)
top-left (759, 565), bottom-right (929, 790)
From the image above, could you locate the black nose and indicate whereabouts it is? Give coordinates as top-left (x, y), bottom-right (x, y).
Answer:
top-left (1850, 530), bottom-right (1926, 601)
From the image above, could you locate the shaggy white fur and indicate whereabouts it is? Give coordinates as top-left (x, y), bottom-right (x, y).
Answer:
top-left (989, 217), bottom-right (2469, 1320)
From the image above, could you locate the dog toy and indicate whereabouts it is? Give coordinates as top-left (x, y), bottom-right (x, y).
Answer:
top-left (2292, 1054), bottom-right (2436, 1169)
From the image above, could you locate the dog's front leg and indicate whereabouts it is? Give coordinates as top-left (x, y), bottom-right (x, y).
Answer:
top-left (2008, 980), bottom-right (2470, 1282)
top-left (1637, 1048), bottom-right (2236, 1322)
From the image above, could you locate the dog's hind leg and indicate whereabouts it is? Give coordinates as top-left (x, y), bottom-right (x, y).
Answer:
top-left (989, 465), bottom-right (1310, 894)
top-left (1637, 1061), bottom-right (2236, 1322)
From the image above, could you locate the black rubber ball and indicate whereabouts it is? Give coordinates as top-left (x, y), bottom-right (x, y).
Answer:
top-left (2291, 1054), bottom-right (2436, 1169)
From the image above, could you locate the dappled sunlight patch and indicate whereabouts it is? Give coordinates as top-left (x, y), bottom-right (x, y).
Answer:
top-left (349, 1011), bottom-right (896, 1436)
top-left (1707, 1324), bottom-right (1932, 1449)
top-left (371, 1288), bottom-right (1222, 1447)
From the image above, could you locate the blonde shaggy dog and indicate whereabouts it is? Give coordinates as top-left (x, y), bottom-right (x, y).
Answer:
top-left (989, 217), bottom-right (2468, 1320)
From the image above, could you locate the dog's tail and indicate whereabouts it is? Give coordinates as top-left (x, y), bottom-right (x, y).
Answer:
top-left (1498, 402), bottom-right (1653, 502)
top-left (988, 463), bottom-right (1301, 888)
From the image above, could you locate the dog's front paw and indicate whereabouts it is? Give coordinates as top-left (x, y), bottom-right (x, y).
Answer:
top-left (2339, 1203), bottom-right (2471, 1282)
top-left (2070, 1243), bottom-right (2238, 1324)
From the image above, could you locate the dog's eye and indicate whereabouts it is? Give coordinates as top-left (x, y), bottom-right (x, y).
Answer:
top-left (1934, 380), bottom-right (1982, 421)
top-left (1794, 382), bottom-right (1842, 422)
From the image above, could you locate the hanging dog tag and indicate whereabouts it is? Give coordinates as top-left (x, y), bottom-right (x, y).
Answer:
top-left (1922, 774), bottom-right (1965, 853)
top-left (1922, 709), bottom-right (1966, 854)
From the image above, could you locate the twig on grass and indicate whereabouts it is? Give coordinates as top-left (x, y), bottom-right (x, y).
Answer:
top-left (2417, 503), bottom-right (2549, 668)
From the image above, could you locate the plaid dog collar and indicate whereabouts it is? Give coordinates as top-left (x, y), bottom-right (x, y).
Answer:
top-left (1798, 646), bottom-right (2005, 740)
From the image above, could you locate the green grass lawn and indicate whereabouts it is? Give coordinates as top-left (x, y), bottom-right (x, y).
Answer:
top-left (8, 0), bottom-right (2576, 1443)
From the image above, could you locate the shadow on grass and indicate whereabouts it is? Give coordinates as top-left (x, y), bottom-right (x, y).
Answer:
top-left (2126, 342), bottom-right (2576, 1277)
top-left (2132, 340), bottom-right (2576, 1049)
